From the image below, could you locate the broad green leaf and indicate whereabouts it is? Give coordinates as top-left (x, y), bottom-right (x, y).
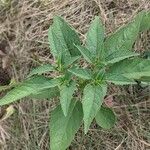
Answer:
top-left (48, 26), bottom-right (63, 60)
top-left (104, 11), bottom-right (148, 63)
top-left (50, 100), bottom-right (83, 150)
top-left (95, 106), bottom-right (116, 129)
top-left (68, 67), bottom-right (92, 80)
top-left (105, 74), bottom-right (136, 85)
top-left (86, 16), bottom-right (104, 58)
top-left (48, 16), bottom-right (81, 62)
top-left (106, 58), bottom-right (150, 81)
top-left (30, 87), bottom-right (59, 99)
top-left (60, 81), bottom-right (77, 116)
top-left (0, 76), bottom-right (60, 106)
top-left (28, 64), bottom-right (55, 77)
top-left (75, 45), bottom-right (93, 63)
top-left (105, 49), bottom-right (139, 64)
top-left (82, 84), bottom-right (107, 133)
top-left (64, 56), bottom-right (81, 68)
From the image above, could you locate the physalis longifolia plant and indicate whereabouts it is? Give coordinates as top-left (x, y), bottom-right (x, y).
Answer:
top-left (0, 11), bottom-right (150, 150)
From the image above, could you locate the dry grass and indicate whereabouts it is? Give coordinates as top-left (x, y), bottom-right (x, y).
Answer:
top-left (0, 0), bottom-right (150, 149)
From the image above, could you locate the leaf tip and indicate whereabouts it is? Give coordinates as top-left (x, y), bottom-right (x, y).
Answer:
top-left (83, 122), bottom-right (90, 134)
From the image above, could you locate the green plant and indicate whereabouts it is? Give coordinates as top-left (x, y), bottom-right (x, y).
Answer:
top-left (0, 11), bottom-right (150, 150)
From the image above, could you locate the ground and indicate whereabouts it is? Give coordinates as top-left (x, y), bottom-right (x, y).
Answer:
top-left (0, 0), bottom-right (150, 150)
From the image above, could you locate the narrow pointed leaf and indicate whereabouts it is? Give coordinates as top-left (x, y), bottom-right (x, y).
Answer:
top-left (0, 76), bottom-right (60, 105)
top-left (60, 81), bottom-right (77, 116)
top-left (105, 49), bottom-right (139, 64)
top-left (48, 27), bottom-right (63, 59)
top-left (30, 87), bottom-right (59, 99)
top-left (104, 11), bottom-right (149, 63)
top-left (107, 58), bottom-right (150, 80)
top-left (95, 106), bottom-right (116, 129)
top-left (82, 84), bottom-right (107, 133)
top-left (105, 74), bottom-right (136, 85)
top-left (68, 67), bottom-right (92, 80)
top-left (86, 16), bottom-right (104, 57)
top-left (64, 56), bottom-right (81, 68)
top-left (50, 100), bottom-right (83, 150)
top-left (48, 16), bottom-right (81, 62)
top-left (75, 45), bottom-right (93, 63)
top-left (28, 64), bottom-right (55, 77)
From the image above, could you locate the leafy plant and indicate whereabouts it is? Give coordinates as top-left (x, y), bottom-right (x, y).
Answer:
top-left (0, 11), bottom-right (150, 150)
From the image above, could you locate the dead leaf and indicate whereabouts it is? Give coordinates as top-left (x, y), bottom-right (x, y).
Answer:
top-left (2, 55), bottom-right (11, 69)
top-left (0, 105), bottom-right (15, 122)
top-left (104, 95), bottom-right (114, 108)
top-left (0, 50), bottom-right (6, 57)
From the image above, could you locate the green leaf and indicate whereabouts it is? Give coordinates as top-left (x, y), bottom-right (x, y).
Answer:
top-left (64, 56), bottom-right (81, 68)
top-left (95, 106), bottom-right (116, 129)
top-left (30, 87), bottom-right (59, 99)
top-left (104, 11), bottom-right (148, 63)
top-left (0, 76), bottom-right (60, 106)
top-left (28, 64), bottom-right (55, 77)
top-left (105, 74), bottom-right (136, 85)
top-left (86, 16), bottom-right (104, 58)
top-left (48, 16), bottom-right (81, 62)
top-left (68, 67), bottom-right (92, 80)
top-left (105, 49), bottom-right (139, 64)
top-left (82, 84), bottom-right (107, 133)
top-left (106, 58), bottom-right (150, 81)
top-left (60, 81), bottom-right (77, 116)
top-left (75, 45), bottom-right (93, 63)
top-left (50, 100), bottom-right (83, 150)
